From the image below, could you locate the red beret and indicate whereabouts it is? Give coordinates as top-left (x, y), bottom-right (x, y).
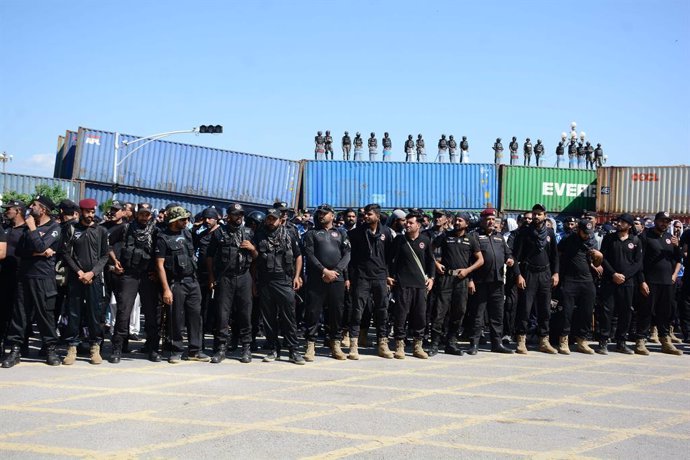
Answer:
top-left (79, 198), bottom-right (98, 209)
top-left (480, 208), bottom-right (497, 217)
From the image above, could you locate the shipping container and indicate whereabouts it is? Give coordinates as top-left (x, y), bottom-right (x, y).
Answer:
top-left (53, 135), bottom-right (65, 178)
top-left (596, 166), bottom-right (690, 216)
top-left (302, 161), bottom-right (497, 210)
top-left (499, 165), bottom-right (597, 213)
top-left (70, 127), bottom-right (301, 208)
top-left (0, 172), bottom-right (84, 203)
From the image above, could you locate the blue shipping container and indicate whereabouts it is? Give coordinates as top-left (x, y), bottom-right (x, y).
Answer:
top-left (302, 161), bottom-right (498, 210)
top-left (0, 173), bottom-right (84, 202)
top-left (71, 127), bottom-right (301, 208)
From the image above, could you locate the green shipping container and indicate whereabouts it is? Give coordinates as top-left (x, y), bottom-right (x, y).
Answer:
top-left (499, 166), bottom-right (597, 213)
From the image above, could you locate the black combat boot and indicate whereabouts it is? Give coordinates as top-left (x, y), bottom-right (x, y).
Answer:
top-left (491, 339), bottom-right (515, 354)
top-left (108, 343), bottom-right (122, 364)
top-left (240, 343), bottom-right (252, 363)
top-left (210, 345), bottom-right (227, 364)
top-left (2, 345), bottom-right (21, 368)
top-left (46, 345), bottom-right (61, 366)
top-left (466, 339), bottom-right (479, 356)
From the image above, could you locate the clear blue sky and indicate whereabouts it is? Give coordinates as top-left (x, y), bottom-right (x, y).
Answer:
top-left (1, 0), bottom-right (688, 177)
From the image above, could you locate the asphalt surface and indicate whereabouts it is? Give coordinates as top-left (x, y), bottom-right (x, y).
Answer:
top-left (1, 337), bottom-right (689, 459)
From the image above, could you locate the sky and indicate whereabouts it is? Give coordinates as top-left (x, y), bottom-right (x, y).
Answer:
top-left (1, 0), bottom-right (689, 177)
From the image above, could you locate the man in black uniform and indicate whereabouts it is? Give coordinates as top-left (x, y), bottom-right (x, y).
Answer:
top-left (250, 208), bottom-right (304, 364)
top-left (513, 203), bottom-right (559, 354)
top-left (354, 132), bottom-right (364, 161)
top-left (509, 137), bottom-right (519, 165)
top-left (404, 135), bottom-right (415, 162)
top-left (555, 141), bottom-right (565, 168)
top-left (368, 132), bottom-right (378, 161)
top-left (314, 131), bottom-right (325, 160)
top-left (61, 199), bottom-right (110, 365)
top-left (193, 207), bottom-right (221, 337)
top-left (523, 138), bottom-right (533, 166)
top-left (416, 134), bottom-right (426, 162)
top-left (467, 209), bottom-right (514, 355)
top-left (429, 212), bottom-right (484, 356)
top-left (302, 204), bottom-right (351, 361)
top-left (2, 196), bottom-right (61, 368)
top-left (534, 140), bottom-right (544, 166)
top-left (448, 135), bottom-right (458, 163)
top-left (557, 219), bottom-right (602, 355)
top-left (594, 143), bottom-right (604, 167)
top-left (568, 139), bottom-right (578, 169)
top-left (636, 211), bottom-right (682, 355)
top-left (155, 206), bottom-right (210, 363)
top-left (109, 203), bottom-right (161, 363)
top-left (437, 134), bottom-right (449, 163)
top-left (389, 212), bottom-right (435, 359)
top-left (599, 213), bottom-right (642, 354)
top-left (347, 203), bottom-right (395, 359)
top-left (460, 136), bottom-right (469, 163)
top-left (55, 200), bottom-right (80, 325)
top-left (206, 203), bottom-right (254, 363)
top-left (325, 130), bottom-right (334, 160)
top-left (585, 142), bottom-right (595, 170)
top-left (680, 225), bottom-right (690, 342)
top-left (0, 200), bottom-right (26, 357)
top-left (342, 131), bottom-right (352, 160)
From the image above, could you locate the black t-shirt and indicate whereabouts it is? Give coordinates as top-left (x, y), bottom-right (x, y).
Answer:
top-left (3, 224), bottom-right (26, 275)
top-left (473, 230), bottom-right (512, 283)
top-left (433, 230), bottom-right (480, 270)
top-left (557, 232), bottom-right (593, 282)
top-left (18, 219), bottom-right (61, 279)
top-left (63, 222), bottom-right (110, 276)
top-left (680, 229), bottom-right (690, 269)
top-left (600, 232), bottom-right (642, 284)
top-left (348, 223), bottom-right (393, 280)
top-left (512, 225), bottom-right (559, 276)
top-left (390, 233), bottom-right (435, 288)
top-left (303, 227), bottom-right (351, 282)
top-left (101, 220), bottom-right (127, 255)
top-left (640, 228), bottom-right (682, 285)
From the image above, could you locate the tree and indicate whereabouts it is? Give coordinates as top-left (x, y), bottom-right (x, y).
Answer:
top-left (1, 184), bottom-right (69, 211)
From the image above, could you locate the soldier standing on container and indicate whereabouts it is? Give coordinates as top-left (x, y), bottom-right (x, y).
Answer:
top-left (635, 211), bottom-right (683, 356)
top-left (576, 141), bottom-right (585, 169)
top-left (555, 141), bottom-right (565, 168)
top-left (314, 131), bottom-right (325, 160)
top-left (324, 130), bottom-right (334, 160)
top-left (342, 131), bottom-right (352, 160)
top-left (61, 199), bottom-right (110, 365)
top-left (437, 134), bottom-right (448, 163)
top-left (250, 208), bottom-right (304, 364)
top-left (382, 132), bottom-right (393, 162)
top-left (466, 209), bottom-right (515, 355)
top-left (512, 203), bottom-right (559, 354)
top-left (594, 143), bottom-right (604, 167)
top-left (492, 138), bottom-right (504, 165)
top-left (353, 132), bottom-right (364, 161)
top-left (460, 136), bottom-right (469, 163)
top-left (416, 134), bottom-right (426, 162)
top-left (509, 137), bottom-right (519, 166)
top-left (155, 206), bottom-right (210, 363)
top-left (598, 213), bottom-right (642, 354)
top-left (534, 139), bottom-right (544, 167)
top-left (206, 203), bottom-right (254, 364)
top-left (302, 204), bottom-right (351, 361)
top-left (389, 212), bottom-right (435, 359)
top-left (556, 219), bottom-right (602, 355)
top-left (2, 196), bottom-right (61, 368)
top-left (448, 135), bottom-right (458, 163)
top-left (347, 203), bottom-right (395, 359)
top-left (568, 139), bottom-right (577, 169)
top-left (523, 138), bottom-right (533, 166)
top-left (585, 141), bottom-right (595, 170)
top-left (428, 212), bottom-right (484, 356)
top-left (404, 135), bottom-right (415, 162)
top-left (368, 132), bottom-right (378, 161)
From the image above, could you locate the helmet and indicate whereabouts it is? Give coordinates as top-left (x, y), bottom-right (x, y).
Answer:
top-left (449, 135), bottom-right (454, 140)
top-left (356, 132), bottom-right (360, 136)
top-left (496, 138), bottom-right (501, 142)
top-left (317, 131), bottom-right (322, 136)
top-left (526, 138), bottom-right (531, 142)
top-left (462, 136), bottom-right (467, 140)
top-left (418, 134), bottom-right (422, 139)
top-left (245, 210), bottom-right (265, 227)
top-left (597, 143), bottom-right (601, 147)
top-left (370, 132), bottom-right (375, 137)
top-left (512, 136), bottom-right (516, 141)
top-left (344, 131), bottom-right (348, 135)
top-left (441, 134), bottom-right (446, 139)
top-left (326, 130), bottom-right (330, 135)
top-left (408, 134), bottom-right (413, 140)
top-left (537, 139), bottom-right (542, 143)
top-left (384, 132), bottom-right (389, 137)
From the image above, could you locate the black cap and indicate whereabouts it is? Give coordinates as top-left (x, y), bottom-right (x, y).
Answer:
top-left (58, 199), bottom-right (79, 214)
top-left (201, 207), bottom-right (220, 219)
top-left (532, 203), bottom-right (546, 212)
top-left (2, 199), bottom-right (26, 209)
top-left (577, 219), bottom-right (594, 235)
top-left (582, 210), bottom-right (596, 219)
top-left (266, 208), bottom-right (281, 219)
top-left (316, 203), bottom-right (334, 214)
top-left (136, 202), bottom-right (152, 214)
top-left (654, 211), bottom-right (671, 221)
top-left (617, 213), bottom-right (635, 226)
top-left (273, 201), bottom-right (288, 211)
top-left (432, 209), bottom-right (445, 216)
top-left (456, 212), bottom-right (471, 222)
top-left (33, 195), bottom-right (56, 211)
top-left (227, 203), bottom-right (245, 215)
top-left (564, 216), bottom-right (576, 224)
top-left (110, 200), bottom-right (123, 210)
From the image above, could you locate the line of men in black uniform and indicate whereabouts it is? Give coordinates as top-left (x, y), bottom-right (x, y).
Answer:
top-left (1, 196), bottom-right (688, 368)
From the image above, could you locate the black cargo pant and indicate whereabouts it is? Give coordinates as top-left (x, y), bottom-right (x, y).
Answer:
top-left (636, 283), bottom-right (673, 339)
top-left (6, 278), bottom-right (59, 348)
top-left (167, 278), bottom-right (203, 353)
top-left (503, 274), bottom-right (518, 338)
top-left (214, 271), bottom-right (253, 349)
top-left (469, 281), bottom-right (505, 342)
top-left (113, 273), bottom-right (159, 350)
top-left (305, 278), bottom-right (345, 342)
top-left (598, 281), bottom-right (634, 342)
top-left (259, 276), bottom-right (299, 351)
top-left (516, 269), bottom-right (552, 337)
top-left (559, 279), bottom-right (596, 339)
top-left (393, 285), bottom-right (426, 340)
top-left (431, 275), bottom-right (468, 342)
top-left (65, 278), bottom-right (105, 346)
top-left (350, 277), bottom-right (389, 339)
top-left (0, 272), bottom-right (18, 344)
top-left (680, 272), bottom-right (690, 340)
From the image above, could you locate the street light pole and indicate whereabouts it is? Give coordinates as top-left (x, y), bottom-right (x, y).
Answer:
top-left (0, 151), bottom-right (12, 175)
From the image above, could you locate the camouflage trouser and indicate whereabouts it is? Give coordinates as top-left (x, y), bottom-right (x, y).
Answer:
top-left (342, 145), bottom-right (351, 160)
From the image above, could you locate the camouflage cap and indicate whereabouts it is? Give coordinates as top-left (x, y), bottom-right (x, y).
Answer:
top-left (165, 206), bottom-right (190, 223)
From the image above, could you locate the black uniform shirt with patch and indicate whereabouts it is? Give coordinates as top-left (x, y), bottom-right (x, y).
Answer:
top-left (63, 222), bottom-right (110, 276)
top-left (473, 230), bottom-right (512, 283)
top-left (600, 232), bottom-right (642, 283)
top-left (303, 227), bottom-right (351, 282)
top-left (639, 228), bottom-right (682, 285)
top-left (3, 224), bottom-right (26, 274)
top-left (557, 232), bottom-right (593, 282)
top-left (348, 223), bottom-right (394, 280)
top-left (18, 219), bottom-right (61, 279)
top-left (433, 230), bottom-right (480, 270)
top-left (390, 233), bottom-right (435, 288)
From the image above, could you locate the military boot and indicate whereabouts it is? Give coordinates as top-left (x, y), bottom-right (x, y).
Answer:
top-left (330, 340), bottom-right (347, 360)
top-left (575, 337), bottom-right (595, 355)
top-left (649, 326), bottom-right (660, 344)
top-left (669, 326), bottom-right (682, 344)
top-left (348, 337), bottom-right (360, 360)
top-left (1, 345), bottom-right (21, 368)
top-left (558, 336), bottom-right (571, 355)
top-left (108, 344), bottom-right (122, 364)
top-left (210, 345), bottom-right (227, 364)
top-left (413, 339), bottom-right (428, 359)
top-left (491, 339), bottom-right (514, 354)
top-left (516, 335), bottom-right (528, 355)
top-left (304, 341), bottom-right (316, 362)
top-left (539, 336), bottom-right (557, 354)
top-left (63, 345), bottom-right (77, 365)
top-left (660, 336), bottom-right (683, 356)
top-left (341, 331), bottom-right (350, 348)
top-left (46, 345), bottom-right (61, 366)
top-left (466, 339), bottom-right (479, 356)
top-left (377, 337), bottom-right (394, 359)
top-left (89, 344), bottom-right (103, 365)
top-left (634, 338), bottom-right (650, 356)
top-left (394, 339), bottom-right (406, 359)
top-left (596, 340), bottom-right (609, 355)
top-left (240, 343), bottom-right (252, 363)
top-left (428, 338), bottom-right (440, 357)
top-left (615, 340), bottom-right (633, 355)
top-left (444, 342), bottom-right (464, 356)
top-left (288, 348), bottom-right (305, 365)
top-left (359, 328), bottom-right (368, 348)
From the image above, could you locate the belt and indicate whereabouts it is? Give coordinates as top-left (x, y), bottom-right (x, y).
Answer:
top-left (522, 263), bottom-right (549, 273)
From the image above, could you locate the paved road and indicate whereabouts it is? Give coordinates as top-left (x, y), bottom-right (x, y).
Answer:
top-left (1, 339), bottom-right (689, 459)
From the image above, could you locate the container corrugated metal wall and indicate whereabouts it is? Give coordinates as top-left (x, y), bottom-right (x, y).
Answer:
top-left (60, 130), bottom-right (78, 180)
top-left (53, 135), bottom-right (65, 178)
top-left (0, 173), bottom-right (83, 202)
top-left (499, 166), bottom-right (597, 213)
top-left (72, 127), bottom-right (301, 208)
top-left (596, 166), bottom-right (690, 215)
top-left (302, 161), bottom-right (497, 210)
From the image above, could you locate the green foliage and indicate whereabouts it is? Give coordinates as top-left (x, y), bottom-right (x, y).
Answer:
top-left (2, 190), bottom-right (32, 205)
top-left (99, 198), bottom-right (113, 214)
top-left (1, 184), bottom-right (68, 210)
